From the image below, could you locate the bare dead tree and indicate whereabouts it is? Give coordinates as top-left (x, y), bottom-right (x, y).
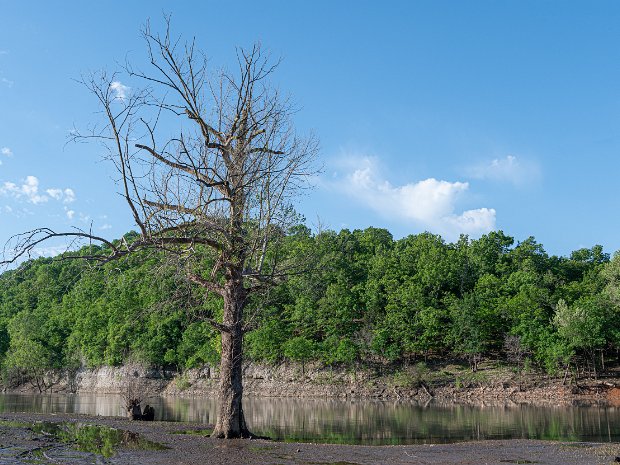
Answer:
top-left (1, 19), bottom-right (317, 438)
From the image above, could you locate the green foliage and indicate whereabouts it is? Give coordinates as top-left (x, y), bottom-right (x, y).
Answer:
top-left (174, 374), bottom-right (192, 391)
top-left (245, 318), bottom-right (289, 363)
top-left (283, 336), bottom-right (316, 364)
top-left (0, 226), bottom-right (617, 378)
top-left (389, 363), bottom-right (430, 389)
top-left (176, 322), bottom-right (220, 369)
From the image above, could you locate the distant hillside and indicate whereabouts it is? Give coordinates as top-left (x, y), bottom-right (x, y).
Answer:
top-left (0, 227), bottom-right (618, 387)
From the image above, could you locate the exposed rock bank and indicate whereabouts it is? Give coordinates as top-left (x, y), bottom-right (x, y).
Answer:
top-left (9, 361), bottom-right (620, 406)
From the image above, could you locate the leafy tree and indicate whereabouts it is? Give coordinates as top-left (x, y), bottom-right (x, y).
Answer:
top-left (3, 311), bottom-right (55, 392)
top-left (245, 318), bottom-right (289, 364)
top-left (446, 294), bottom-right (489, 371)
top-left (554, 297), bottom-right (608, 377)
top-left (283, 336), bottom-right (316, 375)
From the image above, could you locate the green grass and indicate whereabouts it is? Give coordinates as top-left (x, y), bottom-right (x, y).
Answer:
top-left (0, 420), bottom-right (30, 428)
top-left (170, 428), bottom-right (213, 436)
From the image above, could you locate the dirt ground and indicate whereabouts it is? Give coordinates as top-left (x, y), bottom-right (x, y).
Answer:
top-left (1, 412), bottom-right (619, 465)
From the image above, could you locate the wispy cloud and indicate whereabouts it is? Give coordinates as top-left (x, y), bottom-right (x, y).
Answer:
top-left (0, 51), bottom-right (11, 88)
top-left (1, 176), bottom-right (48, 204)
top-left (63, 188), bottom-right (76, 203)
top-left (46, 188), bottom-right (63, 200)
top-left (465, 155), bottom-right (540, 186)
top-left (46, 187), bottom-right (75, 203)
top-left (0, 147), bottom-right (10, 166)
top-left (334, 156), bottom-right (495, 240)
top-left (110, 81), bottom-right (129, 100)
top-left (30, 245), bottom-right (74, 259)
top-left (1, 204), bottom-right (34, 218)
top-left (1, 176), bottom-right (76, 206)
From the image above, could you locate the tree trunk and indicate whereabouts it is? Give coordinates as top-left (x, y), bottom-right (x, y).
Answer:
top-left (211, 277), bottom-right (252, 438)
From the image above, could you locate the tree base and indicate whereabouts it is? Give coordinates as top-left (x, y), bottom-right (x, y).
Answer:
top-left (211, 427), bottom-right (268, 440)
top-left (210, 428), bottom-right (252, 439)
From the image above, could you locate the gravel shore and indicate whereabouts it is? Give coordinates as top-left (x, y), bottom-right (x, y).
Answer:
top-left (0, 411), bottom-right (619, 465)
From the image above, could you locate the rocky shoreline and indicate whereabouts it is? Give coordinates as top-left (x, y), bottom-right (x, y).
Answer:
top-left (7, 361), bottom-right (620, 407)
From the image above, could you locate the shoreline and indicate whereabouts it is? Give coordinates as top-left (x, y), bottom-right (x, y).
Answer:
top-left (0, 411), bottom-right (618, 465)
top-left (7, 361), bottom-right (620, 407)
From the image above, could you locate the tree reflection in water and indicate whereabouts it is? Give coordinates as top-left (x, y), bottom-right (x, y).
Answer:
top-left (1, 394), bottom-right (619, 445)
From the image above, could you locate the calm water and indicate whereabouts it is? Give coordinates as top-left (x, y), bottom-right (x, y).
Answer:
top-left (0, 394), bottom-right (619, 445)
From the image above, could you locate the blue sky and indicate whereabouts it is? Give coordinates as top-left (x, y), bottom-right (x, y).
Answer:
top-left (1, 1), bottom-right (620, 259)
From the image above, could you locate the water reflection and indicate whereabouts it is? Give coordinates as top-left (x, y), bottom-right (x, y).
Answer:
top-left (32, 422), bottom-right (166, 457)
top-left (0, 394), bottom-right (619, 445)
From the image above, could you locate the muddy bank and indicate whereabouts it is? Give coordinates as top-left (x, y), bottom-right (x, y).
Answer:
top-left (0, 411), bottom-right (619, 465)
top-left (8, 361), bottom-right (620, 405)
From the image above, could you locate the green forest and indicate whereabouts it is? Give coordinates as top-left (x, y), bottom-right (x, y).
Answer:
top-left (1, 226), bottom-right (619, 384)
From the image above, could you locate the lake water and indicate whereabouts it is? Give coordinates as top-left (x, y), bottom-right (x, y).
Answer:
top-left (0, 393), bottom-right (619, 445)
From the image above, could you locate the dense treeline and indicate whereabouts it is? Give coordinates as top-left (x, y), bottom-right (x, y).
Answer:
top-left (1, 227), bottom-right (620, 385)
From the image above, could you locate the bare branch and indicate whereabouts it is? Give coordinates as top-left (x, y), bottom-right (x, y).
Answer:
top-left (2, 21), bottom-right (319, 438)
top-left (187, 272), bottom-right (224, 296)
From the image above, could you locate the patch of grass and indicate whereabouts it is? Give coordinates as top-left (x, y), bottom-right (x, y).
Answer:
top-left (0, 420), bottom-right (29, 428)
top-left (389, 362), bottom-right (430, 389)
top-left (454, 370), bottom-right (490, 389)
top-left (170, 428), bottom-right (213, 436)
top-left (174, 374), bottom-right (192, 391)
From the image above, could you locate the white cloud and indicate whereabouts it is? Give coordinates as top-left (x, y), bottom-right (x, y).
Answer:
top-left (63, 188), bottom-right (76, 203)
top-left (100, 223), bottom-right (112, 230)
top-left (466, 155), bottom-right (540, 186)
top-left (21, 176), bottom-right (48, 204)
top-left (66, 209), bottom-right (75, 220)
top-left (1, 176), bottom-right (76, 206)
top-left (1, 176), bottom-right (48, 204)
top-left (110, 81), bottom-right (130, 100)
top-left (46, 188), bottom-right (63, 200)
top-left (1, 77), bottom-right (13, 88)
top-left (1, 147), bottom-right (12, 157)
top-left (46, 187), bottom-right (76, 203)
top-left (30, 245), bottom-right (72, 259)
top-left (338, 157), bottom-right (495, 240)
